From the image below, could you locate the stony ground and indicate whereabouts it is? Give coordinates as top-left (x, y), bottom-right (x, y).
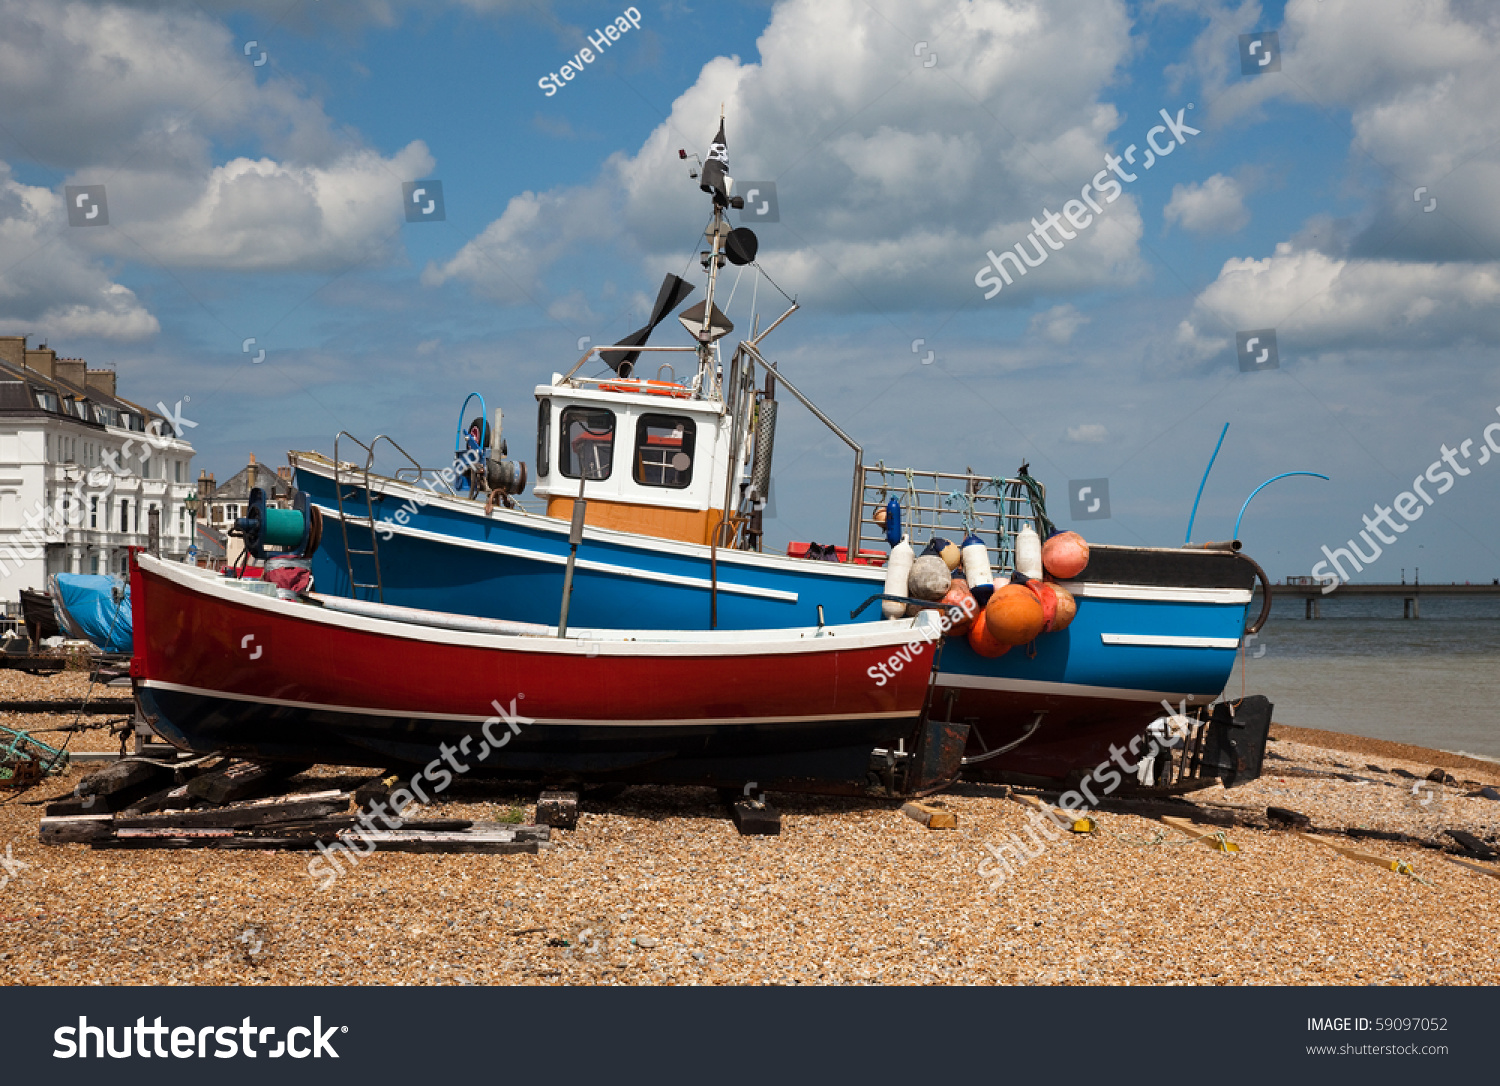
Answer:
top-left (2, 671), bottom-right (1498, 986)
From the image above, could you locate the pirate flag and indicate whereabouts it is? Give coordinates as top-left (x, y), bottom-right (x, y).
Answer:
top-left (699, 118), bottom-right (733, 204)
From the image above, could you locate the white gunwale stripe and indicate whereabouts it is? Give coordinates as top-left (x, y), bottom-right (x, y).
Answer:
top-left (140, 680), bottom-right (915, 727)
top-left (1100, 633), bottom-right (1241, 649)
top-left (137, 554), bottom-right (933, 658)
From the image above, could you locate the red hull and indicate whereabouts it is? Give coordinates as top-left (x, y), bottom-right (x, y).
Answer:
top-left (129, 554), bottom-right (939, 787)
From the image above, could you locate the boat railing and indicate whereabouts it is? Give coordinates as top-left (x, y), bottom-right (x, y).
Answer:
top-left (557, 345), bottom-right (707, 391)
top-left (737, 340), bottom-right (864, 557)
top-left (857, 467), bottom-right (1036, 571)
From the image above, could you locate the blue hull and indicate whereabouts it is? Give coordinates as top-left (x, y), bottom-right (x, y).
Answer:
top-left (295, 459), bottom-right (1260, 780)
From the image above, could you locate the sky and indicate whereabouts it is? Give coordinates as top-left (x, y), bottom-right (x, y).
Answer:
top-left (2, 0), bottom-right (1499, 585)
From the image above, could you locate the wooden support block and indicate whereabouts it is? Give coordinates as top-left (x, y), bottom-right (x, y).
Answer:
top-left (40, 814), bottom-right (115, 844)
top-left (118, 783), bottom-right (194, 817)
top-left (900, 801), bottom-right (957, 829)
top-left (46, 777), bottom-right (163, 816)
top-left (1160, 815), bottom-right (1240, 852)
top-left (114, 790), bottom-right (349, 831)
top-left (731, 798), bottom-right (781, 836)
top-left (186, 761), bottom-right (302, 806)
top-left (76, 759), bottom-right (169, 797)
top-left (355, 773), bottom-right (402, 812)
top-left (1266, 805), bottom-right (1312, 829)
top-left (1444, 829), bottom-right (1498, 861)
top-left (535, 789), bottom-right (579, 831)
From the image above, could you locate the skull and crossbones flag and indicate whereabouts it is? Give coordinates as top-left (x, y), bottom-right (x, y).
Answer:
top-left (699, 117), bottom-right (732, 203)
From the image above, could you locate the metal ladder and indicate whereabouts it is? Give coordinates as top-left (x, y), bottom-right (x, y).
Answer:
top-left (330, 432), bottom-right (434, 603)
top-left (332, 432), bottom-right (383, 601)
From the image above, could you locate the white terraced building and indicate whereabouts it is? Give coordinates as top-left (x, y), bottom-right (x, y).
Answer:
top-left (0, 335), bottom-right (198, 605)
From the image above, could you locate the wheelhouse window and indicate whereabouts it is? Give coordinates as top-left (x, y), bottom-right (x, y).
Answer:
top-left (633, 414), bottom-right (696, 489)
top-left (559, 406), bottom-right (615, 481)
top-left (536, 398), bottom-right (550, 478)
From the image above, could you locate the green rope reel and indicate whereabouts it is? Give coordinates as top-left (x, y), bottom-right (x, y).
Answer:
top-left (232, 487), bottom-right (320, 560)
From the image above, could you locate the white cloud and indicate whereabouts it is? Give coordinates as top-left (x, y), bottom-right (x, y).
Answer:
top-left (0, 165), bottom-right (158, 340)
top-left (1028, 303), bottom-right (1091, 344)
top-left (1178, 242), bottom-right (1500, 357)
top-left (1, 0), bottom-right (431, 274)
top-left (1163, 174), bottom-right (1249, 234)
top-left (432, 0), bottom-right (1144, 312)
top-left (1066, 423), bottom-right (1108, 443)
top-left (79, 143), bottom-right (434, 273)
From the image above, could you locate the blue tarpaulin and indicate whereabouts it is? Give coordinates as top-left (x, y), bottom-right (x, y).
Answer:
top-left (50, 574), bottom-right (132, 654)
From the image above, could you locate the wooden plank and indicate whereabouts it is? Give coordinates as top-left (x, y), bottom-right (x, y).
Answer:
top-left (900, 801), bottom-right (957, 830)
top-left (1266, 806), bottom-right (1312, 829)
top-left (1160, 815), bottom-right (1240, 852)
top-left (1444, 856), bottom-right (1500, 881)
top-left (1013, 793), bottom-right (1095, 833)
top-left (114, 790), bottom-right (349, 831)
top-left (1297, 832), bottom-right (1420, 876)
top-left (39, 814), bottom-right (114, 844)
top-left (1444, 829), bottom-right (1498, 861)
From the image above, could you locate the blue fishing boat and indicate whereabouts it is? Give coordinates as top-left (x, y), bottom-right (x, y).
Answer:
top-left (290, 116), bottom-right (1272, 788)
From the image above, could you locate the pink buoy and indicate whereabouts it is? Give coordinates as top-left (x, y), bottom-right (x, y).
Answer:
top-left (1042, 531), bottom-right (1090, 579)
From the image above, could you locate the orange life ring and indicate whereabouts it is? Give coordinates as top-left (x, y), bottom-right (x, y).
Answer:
top-left (599, 379), bottom-right (692, 399)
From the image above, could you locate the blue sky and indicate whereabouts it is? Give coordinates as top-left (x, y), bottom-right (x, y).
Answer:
top-left (2, 0), bottom-right (1498, 584)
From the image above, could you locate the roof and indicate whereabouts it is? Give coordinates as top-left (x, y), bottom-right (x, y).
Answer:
top-left (0, 357), bottom-right (161, 434)
top-left (212, 461), bottom-right (294, 503)
top-left (193, 521), bottom-right (227, 559)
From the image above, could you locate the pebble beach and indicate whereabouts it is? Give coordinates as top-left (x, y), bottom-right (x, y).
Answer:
top-left (3, 671), bottom-right (1498, 986)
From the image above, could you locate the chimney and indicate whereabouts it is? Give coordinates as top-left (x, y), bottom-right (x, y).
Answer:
top-left (85, 369), bottom-right (116, 399)
top-left (24, 347), bottom-right (57, 381)
top-left (248, 452), bottom-right (256, 465)
top-left (277, 465), bottom-right (292, 485)
top-left (0, 335), bottom-right (25, 369)
top-left (197, 469), bottom-right (216, 504)
top-left (53, 358), bottom-right (86, 389)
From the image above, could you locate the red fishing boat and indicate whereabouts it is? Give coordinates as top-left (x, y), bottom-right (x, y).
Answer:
top-left (128, 551), bottom-right (956, 793)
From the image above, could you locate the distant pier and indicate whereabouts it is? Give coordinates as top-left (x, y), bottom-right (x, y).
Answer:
top-left (1271, 580), bottom-right (1500, 619)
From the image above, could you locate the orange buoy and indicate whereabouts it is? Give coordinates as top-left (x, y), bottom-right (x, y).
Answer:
top-left (940, 579), bottom-right (978, 636)
top-left (1042, 531), bottom-right (1089, 579)
top-left (1049, 583), bottom-right (1078, 631)
top-left (1024, 579), bottom-right (1058, 631)
top-left (967, 607), bottom-right (1011, 657)
top-left (984, 583), bottom-right (1047, 646)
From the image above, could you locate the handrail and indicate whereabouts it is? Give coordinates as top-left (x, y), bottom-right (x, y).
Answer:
top-left (740, 340), bottom-right (864, 557)
top-left (558, 344), bottom-right (701, 385)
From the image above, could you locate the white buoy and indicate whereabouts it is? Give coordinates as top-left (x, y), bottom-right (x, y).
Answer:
top-left (1015, 525), bottom-right (1043, 580)
top-left (882, 535), bottom-right (914, 618)
top-left (960, 534), bottom-right (992, 590)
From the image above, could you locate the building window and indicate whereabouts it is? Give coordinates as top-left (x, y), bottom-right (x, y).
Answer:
top-left (633, 414), bottom-right (696, 489)
top-left (89, 554), bottom-right (98, 575)
top-left (120, 499), bottom-right (128, 534)
top-left (536, 398), bottom-right (550, 478)
top-left (90, 496), bottom-right (98, 528)
top-left (559, 406), bottom-right (615, 481)
top-left (178, 507), bottom-right (186, 535)
top-left (174, 460), bottom-right (182, 483)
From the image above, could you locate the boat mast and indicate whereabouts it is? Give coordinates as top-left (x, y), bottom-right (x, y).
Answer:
top-left (695, 205), bottom-right (727, 395)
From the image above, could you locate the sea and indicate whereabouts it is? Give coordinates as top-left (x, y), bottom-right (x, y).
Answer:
top-left (1232, 593), bottom-right (1500, 761)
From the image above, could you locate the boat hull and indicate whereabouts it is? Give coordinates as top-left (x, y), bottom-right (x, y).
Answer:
top-left (129, 553), bottom-right (939, 792)
top-left (293, 457), bottom-right (1259, 783)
